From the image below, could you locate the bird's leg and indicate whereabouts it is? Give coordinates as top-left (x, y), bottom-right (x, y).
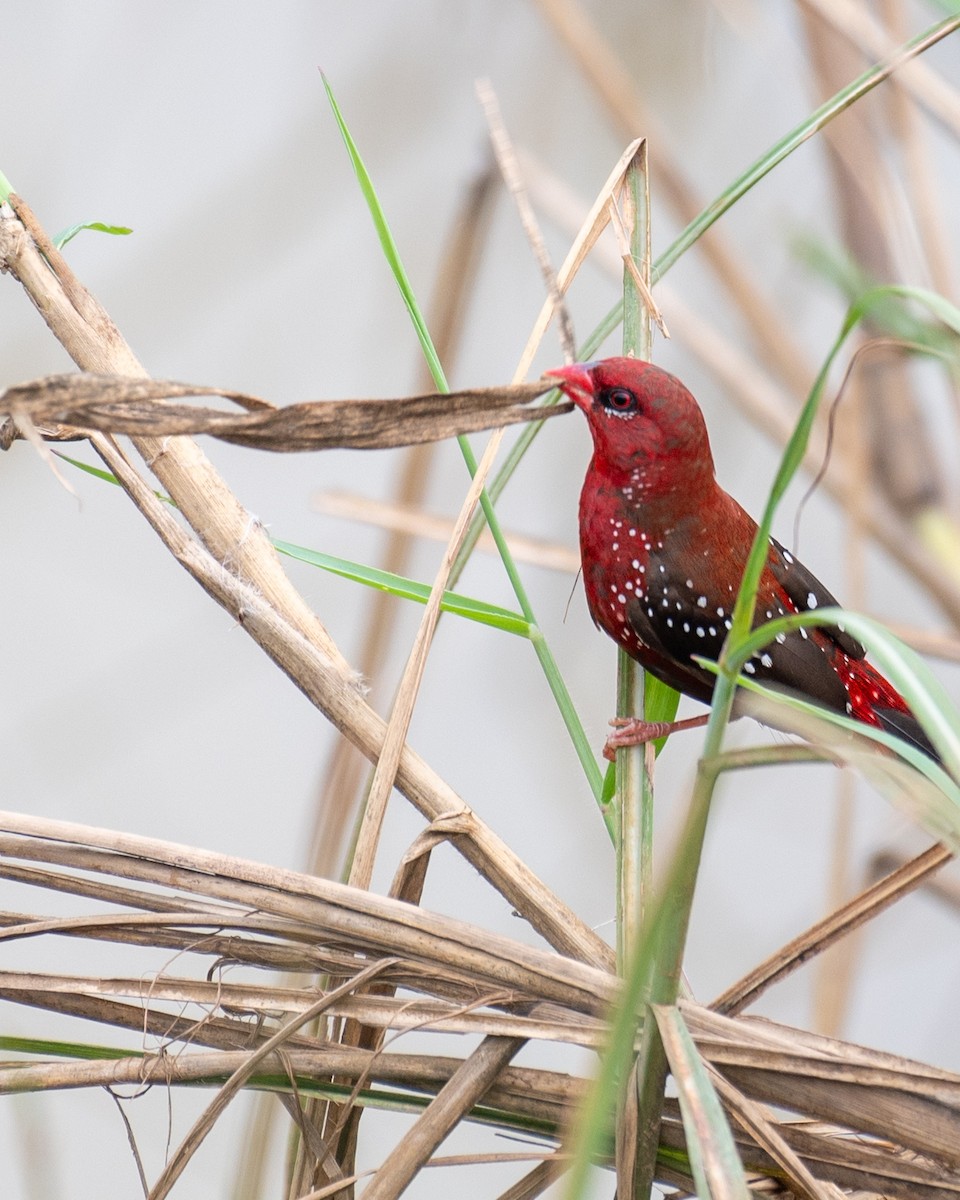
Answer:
top-left (603, 713), bottom-right (711, 761)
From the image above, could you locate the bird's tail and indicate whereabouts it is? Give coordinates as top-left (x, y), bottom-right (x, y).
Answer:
top-left (874, 707), bottom-right (940, 765)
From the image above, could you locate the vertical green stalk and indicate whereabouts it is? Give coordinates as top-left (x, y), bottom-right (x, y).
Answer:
top-left (615, 145), bottom-right (652, 964)
top-left (614, 142), bottom-right (662, 1200)
top-left (618, 145), bottom-right (671, 1200)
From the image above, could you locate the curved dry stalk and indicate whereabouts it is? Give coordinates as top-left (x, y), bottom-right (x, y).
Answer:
top-left (0, 812), bottom-right (613, 1009)
top-left (4, 817), bottom-right (960, 1195)
top-left (94, 436), bottom-right (611, 966)
top-left (712, 841), bottom-right (953, 1016)
top-left (0, 198), bottom-right (608, 973)
top-left (348, 425), bottom-right (514, 889)
top-left (0, 970), bottom-right (599, 1046)
top-left (1, 194), bottom-right (352, 678)
top-left (305, 158), bottom-right (500, 879)
top-left (359, 1035), bottom-right (526, 1200)
top-left (148, 960), bottom-right (396, 1200)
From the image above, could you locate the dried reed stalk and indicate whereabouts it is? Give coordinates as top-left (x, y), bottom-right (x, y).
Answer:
top-left (2, 811), bottom-right (960, 1194)
top-left (0, 197), bottom-right (608, 971)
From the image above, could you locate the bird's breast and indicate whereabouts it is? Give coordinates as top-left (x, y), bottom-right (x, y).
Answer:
top-left (578, 477), bottom-right (668, 656)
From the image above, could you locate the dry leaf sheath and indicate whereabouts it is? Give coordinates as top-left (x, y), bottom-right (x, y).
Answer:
top-left (0, 373), bottom-right (568, 452)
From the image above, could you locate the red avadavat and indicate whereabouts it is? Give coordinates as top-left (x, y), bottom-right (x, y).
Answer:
top-left (550, 357), bottom-right (936, 762)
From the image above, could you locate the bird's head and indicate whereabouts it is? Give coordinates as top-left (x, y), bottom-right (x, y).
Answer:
top-left (547, 357), bottom-right (716, 497)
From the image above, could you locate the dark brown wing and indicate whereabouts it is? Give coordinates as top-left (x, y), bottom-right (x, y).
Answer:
top-left (621, 537), bottom-right (858, 716)
top-left (768, 537), bottom-right (864, 658)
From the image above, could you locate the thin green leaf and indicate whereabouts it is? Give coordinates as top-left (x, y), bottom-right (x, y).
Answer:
top-left (562, 768), bottom-right (716, 1200)
top-left (645, 673), bottom-right (681, 753)
top-left (0, 1034), bottom-right (137, 1061)
top-left (53, 450), bottom-right (175, 503)
top-left (54, 454), bottom-right (532, 637)
top-left (274, 539), bottom-right (531, 637)
top-left (321, 73), bottom-right (446, 392)
top-left (468, 13), bottom-right (960, 547)
top-left (795, 238), bottom-right (960, 356)
top-left (722, 675), bottom-right (960, 853)
top-left (323, 74), bottom-right (603, 801)
top-left (831, 609), bottom-right (960, 774)
top-left (53, 221), bottom-right (133, 251)
top-left (695, 611), bottom-right (960, 843)
top-left (651, 16), bottom-right (960, 286)
top-left (653, 1005), bottom-right (751, 1200)
top-left (726, 607), bottom-right (960, 779)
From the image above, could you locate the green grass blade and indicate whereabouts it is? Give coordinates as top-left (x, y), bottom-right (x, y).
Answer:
top-left (568, 279), bottom-right (960, 1199)
top-left (653, 1005), bottom-right (751, 1200)
top-left (651, 15), bottom-right (960, 286)
top-left (472, 14), bottom-right (960, 541)
top-left (274, 538), bottom-right (531, 636)
top-left (53, 221), bottom-right (133, 250)
top-left (707, 606), bottom-right (960, 802)
top-left (323, 75), bottom-right (603, 801)
top-left (54, 451), bottom-right (175, 503)
top-left (562, 754), bottom-right (722, 1198)
top-left (322, 74), bottom-right (447, 391)
top-left (0, 1034), bottom-right (138, 1061)
top-left (54, 455), bottom-right (532, 637)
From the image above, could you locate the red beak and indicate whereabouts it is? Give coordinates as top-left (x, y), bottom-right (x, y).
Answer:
top-left (545, 363), bottom-right (595, 410)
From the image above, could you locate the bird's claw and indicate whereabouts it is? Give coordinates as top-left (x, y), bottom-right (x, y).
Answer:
top-left (602, 713), bottom-right (711, 760)
top-left (602, 717), bottom-right (669, 761)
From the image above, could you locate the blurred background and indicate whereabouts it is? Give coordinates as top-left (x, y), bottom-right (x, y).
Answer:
top-left (3, 2), bottom-right (960, 1195)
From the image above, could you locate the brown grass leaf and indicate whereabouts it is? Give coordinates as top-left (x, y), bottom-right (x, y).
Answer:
top-left (0, 374), bottom-right (568, 451)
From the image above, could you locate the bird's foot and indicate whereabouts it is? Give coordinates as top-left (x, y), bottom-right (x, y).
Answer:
top-left (603, 714), bottom-right (711, 761)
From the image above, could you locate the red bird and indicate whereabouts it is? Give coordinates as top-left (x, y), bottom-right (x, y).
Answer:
top-left (548, 357), bottom-right (936, 762)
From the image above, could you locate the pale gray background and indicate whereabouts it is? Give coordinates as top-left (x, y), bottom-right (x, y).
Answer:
top-left (3, 4), bottom-right (959, 1197)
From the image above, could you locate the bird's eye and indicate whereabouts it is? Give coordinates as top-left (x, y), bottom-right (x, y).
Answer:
top-left (603, 387), bottom-right (636, 412)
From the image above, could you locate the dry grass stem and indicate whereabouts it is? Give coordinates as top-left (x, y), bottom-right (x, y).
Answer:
top-left (712, 838), bottom-right (951, 1016)
top-left (519, 150), bottom-right (960, 625)
top-left (880, 1), bottom-right (957, 299)
top-left (607, 195), bottom-right (669, 337)
top-left (334, 103), bottom-right (592, 1172)
top-left (148, 961), bottom-right (396, 1200)
top-left (494, 1156), bottom-right (568, 1200)
top-left (534, 0), bottom-right (815, 396)
top-left (3, 804), bottom-right (960, 1192)
top-left (304, 159), bottom-right (499, 881)
top-left (0, 196), bottom-right (352, 678)
top-left (348, 417), bottom-right (524, 889)
top-left (800, 0), bottom-right (960, 137)
top-left (78, 434), bottom-right (609, 967)
top-left (313, 491), bottom-right (581, 573)
top-left (0, 812), bottom-right (612, 1004)
top-left (707, 1067), bottom-right (834, 1200)
top-left (870, 848), bottom-right (960, 911)
top-left (518, 138), bottom-right (644, 381)
top-left (359, 1035), bottom-right (526, 1200)
top-left (477, 77), bottom-right (576, 363)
